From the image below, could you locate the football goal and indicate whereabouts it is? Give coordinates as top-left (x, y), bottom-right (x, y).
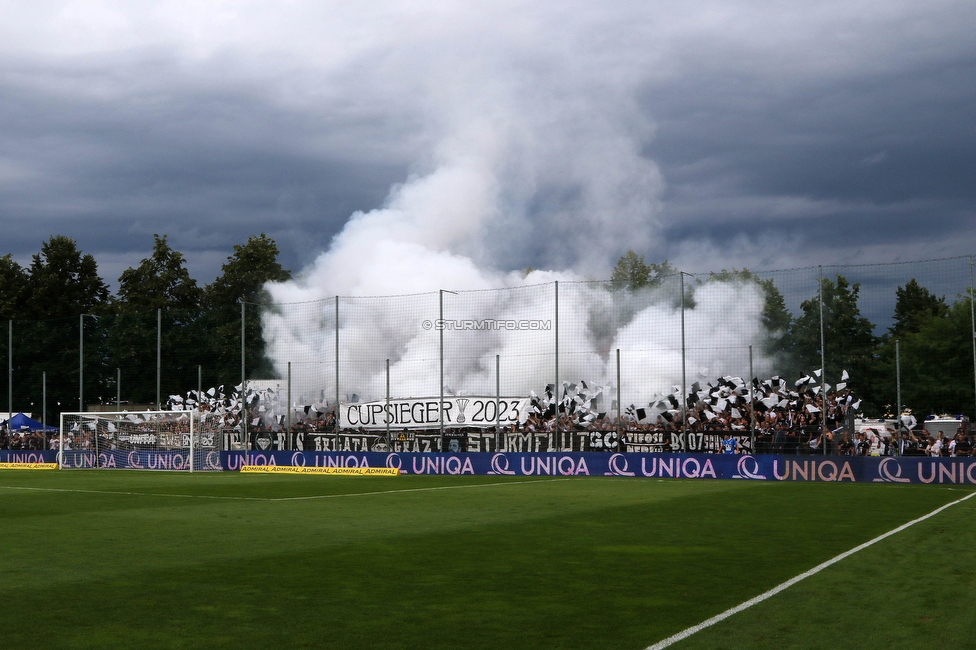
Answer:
top-left (58, 411), bottom-right (224, 471)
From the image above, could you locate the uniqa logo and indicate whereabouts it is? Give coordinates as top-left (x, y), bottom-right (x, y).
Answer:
top-left (385, 453), bottom-right (402, 471)
top-left (733, 455), bottom-right (767, 480)
top-left (489, 453), bottom-right (515, 475)
top-left (604, 453), bottom-right (635, 477)
top-left (877, 457), bottom-right (910, 483)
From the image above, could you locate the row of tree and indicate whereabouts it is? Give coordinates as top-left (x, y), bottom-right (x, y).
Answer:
top-left (0, 241), bottom-right (972, 420)
top-left (0, 235), bottom-right (290, 418)
top-left (0, 234), bottom-right (290, 319)
top-left (611, 250), bottom-right (976, 419)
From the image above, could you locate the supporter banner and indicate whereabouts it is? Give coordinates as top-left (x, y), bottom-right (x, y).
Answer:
top-left (221, 451), bottom-right (976, 485)
top-left (0, 451), bottom-right (58, 464)
top-left (300, 430), bottom-right (757, 454)
top-left (338, 396), bottom-right (530, 430)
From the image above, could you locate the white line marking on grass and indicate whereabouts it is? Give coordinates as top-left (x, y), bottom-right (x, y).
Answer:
top-left (645, 490), bottom-right (976, 650)
top-left (0, 485), bottom-right (260, 500)
top-left (0, 477), bottom-right (566, 503)
top-left (267, 477), bottom-right (569, 501)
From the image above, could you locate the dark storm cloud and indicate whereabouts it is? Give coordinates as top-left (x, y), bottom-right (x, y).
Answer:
top-left (0, 49), bottom-right (408, 284)
top-left (0, 0), bottom-right (974, 293)
top-left (641, 41), bottom-right (976, 270)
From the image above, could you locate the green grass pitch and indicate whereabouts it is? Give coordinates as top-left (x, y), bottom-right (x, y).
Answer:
top-left (0, 470), bottom-right (973, 649)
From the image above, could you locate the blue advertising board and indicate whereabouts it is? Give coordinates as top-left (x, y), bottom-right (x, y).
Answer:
top-left (4, 449), bottom-right (974, 485)
top-left (221, 451), bottom-right (976, 485)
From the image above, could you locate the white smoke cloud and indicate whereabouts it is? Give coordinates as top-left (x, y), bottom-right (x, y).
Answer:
top-left (253, 0), bottom-right (781, 406)
top-left (9, 0), bottom-right (876, 403)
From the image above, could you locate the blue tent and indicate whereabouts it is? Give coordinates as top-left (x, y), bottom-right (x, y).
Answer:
top-left (1, 412), bottom-right (57, 431)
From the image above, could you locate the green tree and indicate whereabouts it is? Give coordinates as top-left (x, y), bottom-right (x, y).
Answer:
top-left (873, 283), bottom-right (974, 419)
top-left (889, 279), bottom-right (948, 337)
top-left (116, 234), bottom-right (203, 311)
top-left (24, 236), bottom-right (109, 319)
top-left (204, 234), bottom-right (291, 307)
top-left (108, 235), bottom-right (206, 406)
top-left (610, 251), bottom-right (676, 291)
top-left (5, 237), bottom-right (109, 416)
top-left (789, 275), bottom-right (879, 410)
top-left (897, 291), bottom-right (975, 418)
top-left (203, 234), bottom-right (292, 384)
top-left (0, 254), bottom-right (28, 320)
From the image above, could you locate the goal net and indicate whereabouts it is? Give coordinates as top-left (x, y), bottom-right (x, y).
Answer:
top-left (58, 411), bottom-right (224, 471)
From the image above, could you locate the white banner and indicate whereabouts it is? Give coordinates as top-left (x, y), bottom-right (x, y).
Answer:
top-left (338, 396), bottom-right (530, 430)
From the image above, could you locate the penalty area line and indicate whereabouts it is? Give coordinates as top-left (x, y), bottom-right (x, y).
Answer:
top-left (645, 489), bottom-right (976, 650)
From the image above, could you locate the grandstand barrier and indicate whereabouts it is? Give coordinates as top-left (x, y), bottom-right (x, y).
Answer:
top-left (3, 450), bottom-right (975, 484)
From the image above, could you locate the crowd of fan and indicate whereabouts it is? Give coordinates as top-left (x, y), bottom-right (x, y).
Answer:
top-left (10, 369), bottom-right (967, 456)
top-left (0, 427), bottom-right (47, 450)
top-left (853, 428), bottom-right (975, 457)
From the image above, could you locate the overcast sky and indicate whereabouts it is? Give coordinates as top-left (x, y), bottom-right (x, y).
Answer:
top-left (1, 0), bottom-right (974, 294)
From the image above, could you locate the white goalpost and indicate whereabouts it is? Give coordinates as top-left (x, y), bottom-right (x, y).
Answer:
top-left (58, 411), bottom-right (223, 471)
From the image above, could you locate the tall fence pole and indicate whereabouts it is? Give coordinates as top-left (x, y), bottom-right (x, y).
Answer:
top-left (116, 368), bottom-right (121, 411)
top-left (189, 408), bottom-right (194, 473)
top-left (439, 289), bottom-right (445, 437)
top-left (819, 266), bottom-right (827, 453)
top-left (970, 255), bottom-right (976, 421)
top-left (896, 339), bottom-right (902, 432)
top-left (438, 290), bottom-right (457, 441)
top-left (495, 354), bottom-right (501, 451)
top-left (385, 358), bottom-right (390, 441)
top-left (42, 371), bottom-right (46, 430)
top-left (616, 348), bottom-right (622, 451)
top-left (335, 296), bottom-right (340, 450)
top-left (241, 301), bottom-right (246, 454)
top-left (749, 345), bottom-right (755, 454)
top-left (554, 280), bottom-right (559, 450)
top-left (287, 361), bottom-right (292, 451)
top-left (680, 273), bottom-right (687, 443)
top-left (79, 314), bottom-right (84, 412)
top-left (156, 309), bottom-right (162, 410)
top-left (7, 320), bottom-right (11, 421)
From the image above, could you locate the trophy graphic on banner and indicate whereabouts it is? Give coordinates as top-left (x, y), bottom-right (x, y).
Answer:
top-left (456, 398), bottom-right (469, 424)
